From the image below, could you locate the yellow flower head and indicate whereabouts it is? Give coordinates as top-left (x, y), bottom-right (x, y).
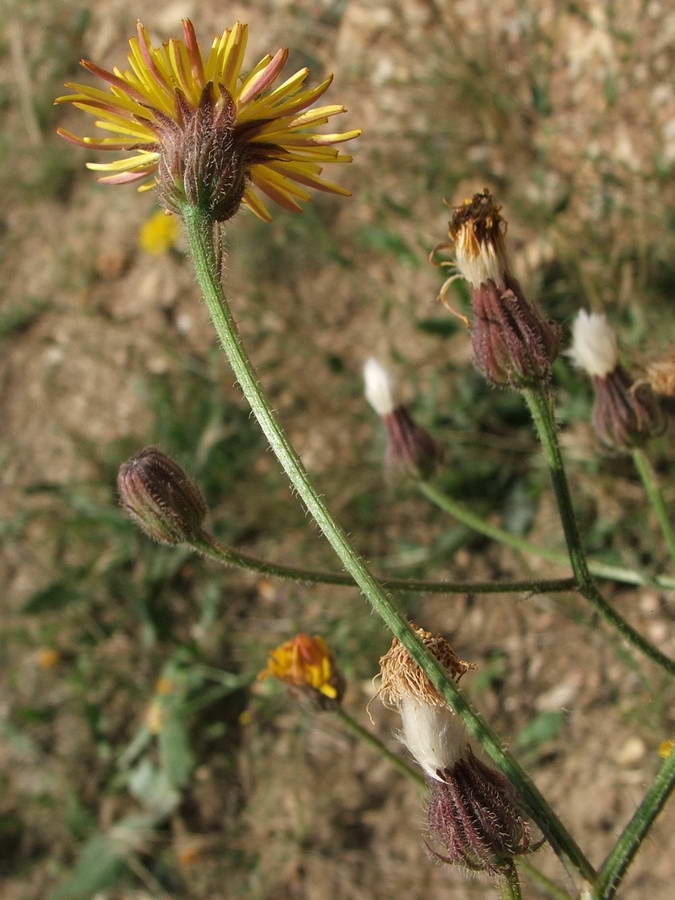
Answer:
top-left (139, 209), bottom-right (179, 254)
top-left (56, 19), bottom-right (361, 222)
top-left (258, 633), bottom-right (344, 706)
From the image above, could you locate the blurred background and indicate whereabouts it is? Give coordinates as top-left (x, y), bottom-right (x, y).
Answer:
top-left (2, 0), bottom-right (675, 896)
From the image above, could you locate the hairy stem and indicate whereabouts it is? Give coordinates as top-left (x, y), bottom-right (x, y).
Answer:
top-left (595, 748), bottom-right (675, 899)
top-left (418, 481), bottom-right (675, 591)
top-left (192, 531), bottom-right (577, 595)
top-left (632, 448), bottom-right (675, 571)
top-left (180, 202), bottom-right (595, 883)
top-left (499, 860), bottom-right (523, 900)
top-left (522, 387), bottom-right (675, 677)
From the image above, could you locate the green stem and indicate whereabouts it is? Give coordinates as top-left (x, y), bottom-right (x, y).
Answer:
top-left (334, 706), bottom-right (426, 788)
top-left (522, 387), bottom-right (675, 677)
top-left (517, 858), bottom-right (573, 900)
top-left (595, 748), bottom-right (675, 899)
top-left (418, 481), bottom-right (675, 591)
top-left (192, 532), bottom-right (577, 595)
top-left (632, 448), bottom-right (675, 571)
top-left (180, 203), bottom-right (595, 883)
top-left (499, 860), bottom-right (523, 900)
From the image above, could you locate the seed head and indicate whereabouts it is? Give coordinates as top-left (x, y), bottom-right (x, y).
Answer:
top-left (363, 357), bottom-right (396, 417)
top-left (568, 310), bottom-right (619, 378)
top-left (591, 367), bottom-right (663, 451)
top-left (567, 311), bottom-right (663, 450)
top-left (363, 359), bottom-right (441, 478)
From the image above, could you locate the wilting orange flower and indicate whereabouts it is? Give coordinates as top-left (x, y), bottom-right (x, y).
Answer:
top-left (36, 648), bottom-right (61, 669)
top-left (56, 19), bottom-right (360, 221)
top-left (258, 633), bottom-right (344, 703)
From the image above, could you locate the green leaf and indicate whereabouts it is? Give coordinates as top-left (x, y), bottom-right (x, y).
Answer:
top-left (22, 581), bottom-right (83, 613)
top-left (516, 711), bottom-right (566, 749)
top-left (158, 706), bottom-right (194, 789)
top-left (49, 834), bottom-right (128, 900)
top-left (415, 317), bottom-right (459, 338)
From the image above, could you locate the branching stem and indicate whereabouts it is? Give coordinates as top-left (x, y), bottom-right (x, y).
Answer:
top-left (192, 531), bottom-right (577, 595)
top-left (522, 386), bottom-right (675, 677)
top-left (180, 202), bottom-right (595, 884)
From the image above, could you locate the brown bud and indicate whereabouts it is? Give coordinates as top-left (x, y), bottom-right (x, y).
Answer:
top-left (383, 406), bottom-right (441, 479)
top-left (118, 447), bottom-right (207, 544)
top-left (591, 366), bottom-right (663, 451)
top-left (426, 748), bottom-right (539, 874)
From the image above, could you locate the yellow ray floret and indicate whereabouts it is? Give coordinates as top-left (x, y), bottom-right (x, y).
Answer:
top-left (258, 633), bottom-right (339, 699)
top-left (56, 17), bottom-right (361, 220)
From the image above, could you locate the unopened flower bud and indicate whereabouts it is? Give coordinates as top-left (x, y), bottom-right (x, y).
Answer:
top-left (258, 633), bottom-right (346, 710)
top-left (569, 311), bottom-right (663, 451)
top-left (363, 359), bottom-right (441, 478)
top-left (434, 190), bottom-right (560, 388)
top-left (118, 447), bottom-right (207, 544)
top-left (427, 748), bottom-right (538, 874)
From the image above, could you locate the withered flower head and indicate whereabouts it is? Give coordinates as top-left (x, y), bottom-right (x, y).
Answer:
top-left (363, 358), bottom-right (441, 479)
top-left (433, 190), bottom-right (560, 388)
top-left (447, 189), bottom-right (510, 290)
top-left (377, 625), bottom-right (538, 873)
top-left (377, 625), bottom-right (473, 780)
top-left (118, 447), bottom-right (207, 544)
top-left (378, 624), bottom-right (475, 709)
top-left (426, 748), bottom-right (539, 874)
top-left (56, 19), bottom-right (360, 222)
top-left (258, 633), bottom-right (345, 710)
top-left (569, 311), bottom-right (663, 451)
top-left (642, 355), bottom-right (675, 398)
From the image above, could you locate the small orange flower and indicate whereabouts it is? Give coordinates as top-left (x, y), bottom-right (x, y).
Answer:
top-left (56, 19), bottom-right (360, 222)
top-left (258, 633), bottom-right (344, 705)
top-left (36, 648), bottom-right (61, 669)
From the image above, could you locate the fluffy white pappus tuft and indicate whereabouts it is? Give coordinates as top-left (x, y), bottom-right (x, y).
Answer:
top-left (363, 357), bottom-right (396, 417)
top-left (454, 230), bottom-right (506, 289)
top-left (399, 695), bottom-right (467, 781)
top-left (568, 310), bottom-right (619, 378)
